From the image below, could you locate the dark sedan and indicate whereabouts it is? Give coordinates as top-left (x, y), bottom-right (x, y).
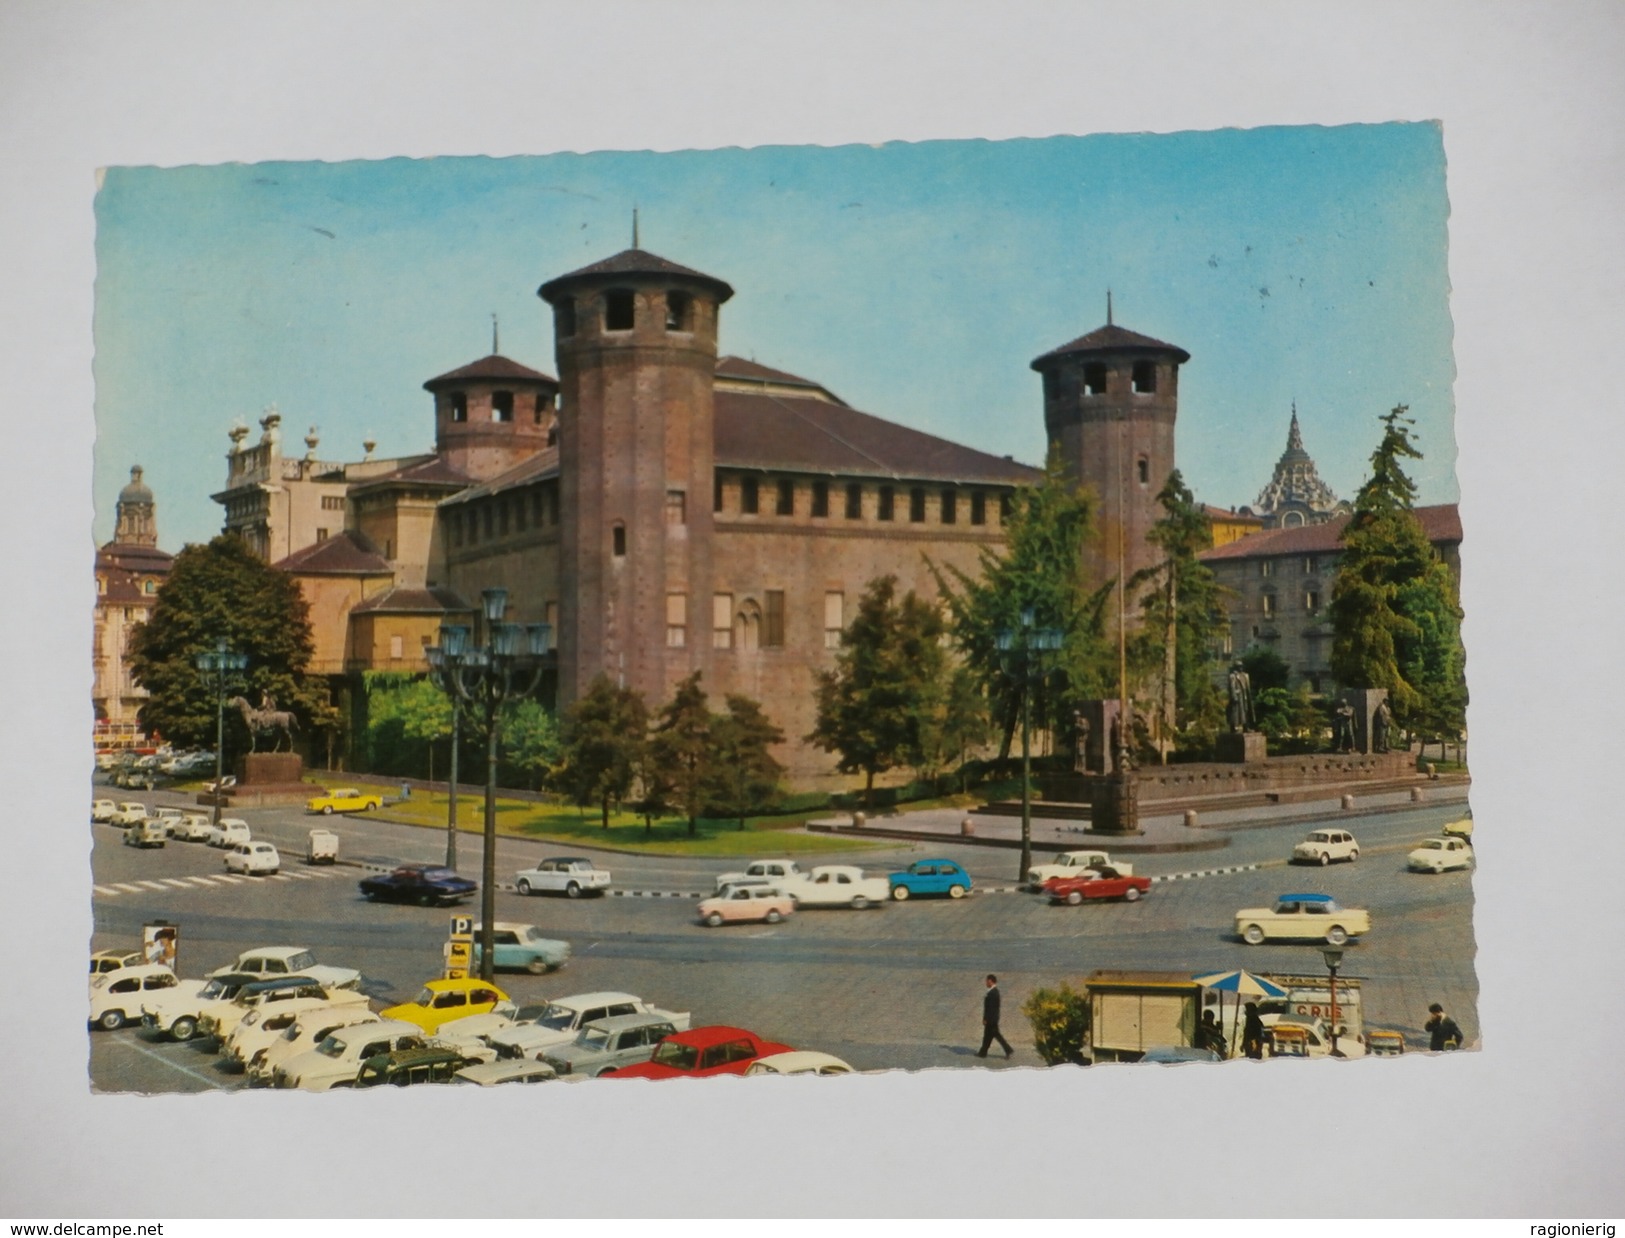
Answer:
top-left (359, 863), bottom-right (477, 906)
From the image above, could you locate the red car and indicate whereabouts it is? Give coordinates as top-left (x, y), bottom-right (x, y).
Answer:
top-left (610, 1026), bottom-right (791, 1080)
top-left (1043, 867), bottom-right (1152, 905)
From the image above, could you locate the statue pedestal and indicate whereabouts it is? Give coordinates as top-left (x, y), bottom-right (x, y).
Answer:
top-left (211, 752), bottom-right (311, 808)
top-left (1215, 731), bottom-right (1268, 764)
top-left (1089, 772), bottom-right (1141, 834)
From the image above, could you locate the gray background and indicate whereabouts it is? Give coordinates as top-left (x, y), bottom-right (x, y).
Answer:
top-left (1, 0), bottom-right (1621, 1218)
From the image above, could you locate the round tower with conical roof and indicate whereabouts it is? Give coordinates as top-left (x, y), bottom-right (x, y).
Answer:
top-left (1031, 310), bottom-right (1189, 589)
top-left (423, 353), bottom-right (559, 482)
top-left (537, 248), bottom-right (734, 705)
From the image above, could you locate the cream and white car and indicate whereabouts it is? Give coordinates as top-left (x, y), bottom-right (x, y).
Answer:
top-left (174, 813), bottom-right (217, 842)
top-left (1235, 894), bottom-right (1371, 946)
top-left (224, 841), bottom-right (282, 875)
top-left (272, 1018), bottom-right (429, 1090)
top-left (91, 799), bottom-right (119, 823)
top-left (1292, 829), bottom-right (1360, 865)
top-left (209, 947), bottom-right (361, 991)
top-left (485, 992), bottom-right (690, 1060)
top-left (785, 866), bottom-right (890, 910)
top-left (1407, 836), bottom-right (1474, 873)
top-left (744, 1050), bottom-right (855, 1077)
top-left (222, 995), bottom-right (358, 1072)
top-left (206, 818), bottom-right (252, 848)
top-left (1026, 850), bottom-right (1133, 888)
top-left (90, 964), bottom-right (179, 1030)
top-left (108, 802), bottom-right (151, 828)
top-left (197, 978), bottom-right (368, 1043)
top-left (251, 1006), bottom-right (383, 1085)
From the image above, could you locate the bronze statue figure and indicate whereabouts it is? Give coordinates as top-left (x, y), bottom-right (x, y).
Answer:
top-left (230, 695), bottom-right (299, 752)
top-left (1226, 662), bottom-right (1254, 733)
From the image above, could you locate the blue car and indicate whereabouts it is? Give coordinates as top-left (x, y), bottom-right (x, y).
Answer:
top-left (470, 922), bottom-right (572, 975)
top-left (888, 859), bottom-right (973, 901)
top-left (359, 863), bottom-right (477, 906)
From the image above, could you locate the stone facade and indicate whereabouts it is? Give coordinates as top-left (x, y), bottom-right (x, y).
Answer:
top-left (94, 467), bottom-right (174, 741)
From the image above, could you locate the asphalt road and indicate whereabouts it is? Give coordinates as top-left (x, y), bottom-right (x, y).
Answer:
top-left (88, 787), bottom-right (1477, 1092)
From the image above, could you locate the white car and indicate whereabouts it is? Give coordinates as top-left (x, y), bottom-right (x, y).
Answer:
top-left (222, 995), bottom-right (363, 1072)
top-left (714, 858), bottom-right (805, 893)
top-left (90, 963), bottom-right (179, 1030)
top-left (225, 841), bottom-right (282, 875)
top-left (139, 971), bottom-right (265, 1041)
top-left (206, 818), bottom-right (252, 848)
top-left (454, 1060), bottom-right (559, 1086)
top-left (251, 1006), bottom-right (383, 1085)
top-left (151, 807), bottom-right (187, 836)
top-left (744, 1050), bottom-right (855, 1077)
top-left (1407, 837), bottom-right (1474, 873)
top-left (1025, 850), bottom-right (1133, 888)
top-left (486, 992), bottom-right (691, 1060)
top-left (1292, 829), bottom-right (1360, 865)
top-left (91, 799), bottom-right (118, 823)
top-left (1266, 1016), bottom-right (1368, 1059)
top-left (272, 1018), bottom-right (430, 1090)
top-left (209, 947), bottom-right (361, 991)
top-left (197, 979), bottom-right (368, 1043)
top-left (513, 856), bottom-right (612, 898)
top-left (785, 865), bottom-right (890, 910)
top-left (108, 801), bottom-right (150, 828)
top-left (174, 813), bottom-right (216, 842)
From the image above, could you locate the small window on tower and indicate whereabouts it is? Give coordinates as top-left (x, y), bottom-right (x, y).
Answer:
top-left (612, 524), bottom-right (626, 557)
top-left (492, 391), bottom-right (514, 423)
top-left (604, 290), bottom-right (635, 332)
top-left (878, 487), bottom-right (895, 522)
top-left (1083, 363), bottom-right (1108, 396)
top-left (1137, 456), bottom-right (1150, 486)
top-left (450, 392), bottom-right (468, 423)
top-left (315, 529), bottom-right (329, 544)
top-left (1132, 360), bottom-right (1158, 394)
top-left (1261, 593), bottom-right (1276, 617)
top-left (845, 483), bottom-right (863, 519)
top-left (557, 299), bottom-right (576, 339)
top-left (909, 488), bottom-right (927, 523)
top-left (776, 479), bottom-right (794, 516)
top-left (665, 291), bottom-right (693, 332)
top-left (940, 489), bottom-right (957, 524)
top-left (741, 478), bottom-right (759, 515)
top-left (1304, 590), bottom-right (1320, 614)
top-left (811, 482), bottom-right (829, 518)
top-left (824, 592), bottom-right (844, 649)
top-left (970, 492), bottom-right (986, 526)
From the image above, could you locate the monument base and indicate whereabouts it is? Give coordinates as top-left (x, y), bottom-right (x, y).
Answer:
top-left (1089, 772), bottom-right (1141, 834)
top-left (1215, 731), bottom-right (1268, 764)
top-left (219, 751), bottom-right (311, 808)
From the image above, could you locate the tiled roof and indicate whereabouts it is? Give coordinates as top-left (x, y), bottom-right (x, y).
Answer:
top-left (350, 585), bottom-right (472, 615)
top-left (714, 389), bottom-right (1041, 486)
top-left (1198, 503), bottom-right (1462, 562)
top-left (1032, 323), bottom-right (1191, 368)
top-left (97, 543), bottom-right (174, 573)
top-left (439, 448), bottom-right (560, 506)
top-left (348, 455), bottom-right (474, 492)
top-left (423, 354), bottom-right (557, 391)
top-left (538, 248), bottom-right (734, 303)
top-left (273, 530), bottom-right (395, 575)
top-left (97, 568), bottom-right (159, 605)
top-left (1201, 504), bottom-right (1265, 525)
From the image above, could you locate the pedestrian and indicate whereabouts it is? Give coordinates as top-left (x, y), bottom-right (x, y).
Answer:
top-left (1425, 1002), bottom-right (1463, 1051)
top-left (1199, 1009), bottom-right (1227, 1057)
top-left (977, 974), bottom-right (1013, 1059)
top-left (1241, 1000), bottom-right (1266, 1059)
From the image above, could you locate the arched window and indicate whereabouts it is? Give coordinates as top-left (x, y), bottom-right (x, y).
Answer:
top-left (492, 392), bottom-right (514, 423)
top-left (736, 599), bottom-right (762, 651)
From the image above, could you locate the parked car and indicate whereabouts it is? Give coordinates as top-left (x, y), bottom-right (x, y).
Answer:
top-left (123, 820), bottom-right (166, 849)
top-left (139, 972), bottom-right (260, 1042)
top-left (1292, 829), bottom-right (1360, 865)
top-left (1138, 1045), bottom-right (1222, 1064)
top-left (454, 1059), bottom-right (559, 1087)
top-left (150, 807), bottom-right (187, 836)
top-left (108, 802), bottom-right (150, 828)
top-left (381, 978), bottom-right (510, 1034)
top-left (470, 923), bottom-right (571, 974)
top-left (208, 947), bottom-right (361, 991)
top-left (612, 1026), bottom-right (792, 1080)
top-left (1043, 867), bottom-right (1152, 904)
top-left (250, 1006), bottom-right (383, 1085)
top-left (888, 859), bottom-right (973, 901)
top-left (1025, 849), bottom-right (1133, 888)
top-left (513, 856), bottom-right (612, 898)
top-left (698, 884), bottom-right (796, 927)
top-left (1442, 811), bottom-right (1474, 841)
top-left (272, 1019), bottom-right (430, 1090)
top-left (429, 1001), bottom-right (552, 1060)
top-left (174, 813), bottom-right (217, 842)
top-left (222, 996), bottom-right (354, 1071)
top-left (744, 1051), bottom-right (855, 1077)
top-left (783, 865), bottom-right (889, 910)
top-left (198, 977), bottom-right (368, 1043)
top-left (486, 992), bottom-right (691, 1060)
top-left (356, 1045), bottom-right (470, 1088)
top-left (224, 841), bottom-right (281, 875)
top-left (205, 818), bottom-right (251, 848)
top-left (91, 799), bottom-right (118, 823)
top-left (1235, 893), bottom-right (1371, 946)
top-left (541, 1013), bottom-right (680, 1078)
top-left (305, 786), bottom-right (384, 815)
top-left (713, 858), bottom-right (804, 894)
top-left (90, 964), bottom-right (179, 1030)
top-left (1266, 1016), bottom-right (1367, 1059)
top-left (1407, 836), bottom-right (1474, 873)
top-left (359, 863), bottom-right (477, 906)
top-left (90, 949), bottom-right (144, 976)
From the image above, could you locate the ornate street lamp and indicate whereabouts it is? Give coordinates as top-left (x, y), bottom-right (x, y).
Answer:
top-left (193, 637), bottom-right (248, 827)
top-left (995, 608), bottom-right (1064, 882)
top-left (426, 588), bottom-right (550, 981)
top-left (1321, 945), bottom-right (1345, 1057)
top-left (423, 624), bottom-right (471, 871)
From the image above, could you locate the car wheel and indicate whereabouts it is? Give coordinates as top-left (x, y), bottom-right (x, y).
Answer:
top-left (1318, 852), bottom-right (1330, 866)
top-left (1242, 924), bottom-right (1266, 946)
top-left (765, 909), bottom-right (783, 924)
top-left (170, 1016), bottom-right (197, 1042)
top-left (322, 805), bottom-right (334, 815)
top-left (99, 1009), bottom-right (125, 1031)
top-left (705, 912), bottom-right (724, 927)
top-left (418, 892), bottom-right (434, 907)
top-left (1124, 886), bottom-right (1142, 902)
top-left (949, 884), bottom-right (967, 899)
top-left (1066, 890), bottom-right (1083, 906)
top-left (851, 895), bottom-right (869, 910)
top-left (526, 959), bottom-right (549, 975)
top-left (597, 1067), bottom-right (617, 1077)
top-left (1348, 849), bottom-right (1358, 862)
top-left (892, 885), bottom-right (910, 901)
top-left (565, 882), bottom-right (582, 899)
top-left (365, 801), bottom-right (376, 811)
top-left (517, 879), bottom-right (532, 896)
top-left (1326, 926), bottom-right (1349, 946)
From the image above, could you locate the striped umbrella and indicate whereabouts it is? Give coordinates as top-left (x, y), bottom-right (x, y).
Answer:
top-left (1193, 970), bottom-right (1289, 1058)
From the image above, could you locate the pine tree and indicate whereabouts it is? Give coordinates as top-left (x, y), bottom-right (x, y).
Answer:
top-left (554, 675), bottom-right (648, 828)
top-left (705, 694), bottom-right (787, 829)
top-left (649, 671), bottom-right (714, 836)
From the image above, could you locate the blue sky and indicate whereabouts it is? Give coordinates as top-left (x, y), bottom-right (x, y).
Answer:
top-left (93, 123), bottom-right (1454, 548)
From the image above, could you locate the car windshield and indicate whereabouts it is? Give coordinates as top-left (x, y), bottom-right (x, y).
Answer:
top-left (316, 1034), bottom-right (349, 1058)
top-left (286, 951), bottom-right (316, 970)
top-left (533, 1004), bottom-right (579, 1030)
top-left (412, 988), bottom-right (437, 1006)
top-left (576, 1027), bottom-right (612, 1051)
top-left (421, 869), bottom-right (457, 881)
top-left (650, 1041), bottom-right (699, 1070)
top-left (199, 978), bottom-right (234, 999)
top-left (1420, 840), bottom-right (1444, 850)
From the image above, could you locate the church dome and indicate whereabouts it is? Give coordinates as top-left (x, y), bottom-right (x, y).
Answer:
top-left (118, 465), bottom-right (153, 504)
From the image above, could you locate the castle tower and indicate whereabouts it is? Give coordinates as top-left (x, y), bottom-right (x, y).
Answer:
top-left (423, 353), bottom-right (559, 483)
top-left (1031, 312), bottom-right (1189, 589)
top-left (538, 248), bottom-right (734, 706)
top-left (113, 465), bottom-right (158, 547)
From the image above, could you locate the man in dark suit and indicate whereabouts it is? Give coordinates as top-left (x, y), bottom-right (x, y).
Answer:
top-left (977, 973), bottom-right (1014, 1059)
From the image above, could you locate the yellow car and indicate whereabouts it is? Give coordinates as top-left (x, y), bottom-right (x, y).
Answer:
top-left (305, 787), bottom-right (384, 815)
top-left (382, 978), bottom-right (511, 1033)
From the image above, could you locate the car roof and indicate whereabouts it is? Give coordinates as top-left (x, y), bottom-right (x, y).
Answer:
top-left (239, 947), bottom-right (309, 960)
top-left (104, 963), bottom-right (173, 978)
top-left (579, 1013), bottom-right (676, 1033)
top-left (549, 991), bottom-right (641, 1008)
top-left (665, 1025), bottom-right (757, 1047)
top-left (749, 1051), bottom-right (850, 1072)
top-left (548, 856), bottom-right (591, 864)
top-left (455, 1060), bottom-right (557, 1084)
top-left (419, 977), bottom-right (504, 993)
top-left (480, 922), bottom-right (542, 933)
top-left (244, 977), bottom-right (323, 995)
top-left (1280, 893), bottom-right (1335, 902)
top-left (809, 865), bottom-right (862, 876)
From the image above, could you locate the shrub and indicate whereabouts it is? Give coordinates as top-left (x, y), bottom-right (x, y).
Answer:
top-left (1021, 983), bottom-right (1091, 1066)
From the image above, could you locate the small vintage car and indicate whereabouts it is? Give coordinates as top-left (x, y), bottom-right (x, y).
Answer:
top-left (90, 963), bottom-right (179, 1030)
top-left (208, 947), bottom-right (361, 991)
top-left (612, 1026), bottom-right (792, 1081)
top-left (698, 884), bottom-right (796, 927)
top-left (356, 1046), bottom-right (470, 1088)
top-left (222, 996), bottom-right (353, 1071)
top-left (1407, 836), bottom-right (1474, 873)
top-left (1235, 893), bottom-right (1371, 946)
top-left (1442, 811), bottom-right (1474, 841)
top-left (224, 841), bottom-right (281, 875)
top-left (744, 1050), bottom-right (855, 1077)
top-left (888, 858), bottom-right (973, 901)
top-left (470, 922), bottom-right (572, 975)
top-left (205, 818), bottom-right (252, 848)
top-left (454, 1059), bottom-right (559, 1087)
top-left (1043, 867), bottom-right (1152, 905)
top-left (251, 1006), bottom-right (384, 1084)
top-left (173, 813), bottom-right (217, 842)
top-left (1291, 829), bottom-right (1360, 865)
top-left (90, 949), bottom-right (145, 976)
top-left (140, 971), bottom-right (259, 1041)
top-left (514, 856), bottom-right (612, 898)
top-left (123, 820), bottom-right (167, 849)
top-left (305, 786), bottom-right (384, 815)
top-left (784, 865), bottom-right (890, 910)
top-left (381, 978), bottom-right (510, 1034)
top-left (108, 801), bottom-right (151, 828)
top-left (273, 1019), bottom-right (430, 1091)
top-left (90, 799), bottom-right (118, 823)
top-left (359, 863), bottom-right (477, 906)
top-left (305, 828), bottom-right (340, 864)
top-left (540, 1013), bottom-right (681, 1078)
top-left (485, 991), bottom-right (691, 1060)
top-left (198, 977), bottom-right (368, 1043)
top-left (1025, 849), bottom-right (1133, 888)
top-left (713, 858), bottom-right (805, 894)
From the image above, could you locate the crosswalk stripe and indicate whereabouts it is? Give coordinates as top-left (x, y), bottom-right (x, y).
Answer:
top-left (113, 883), bottom-right (145, 893)
top-left (94, 885), bottom-right (120, 896)
top-left (137, 880), bottom-right (170, 891)
top-left (214, 874), bottom-right (244, 884)
top-left (160, 878), bottom-right (194, 889)
top-left (269, 874), bottom-right (293, 882)
top-left (183, 876), bottom-right (218, 887)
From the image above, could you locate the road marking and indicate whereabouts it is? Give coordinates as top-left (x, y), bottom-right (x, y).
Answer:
top-left (112, 882), bottom-right (146, 893)
top-left (94, 885), bottom-right (120, 896)
top-left (137, 880), bottom-right (171, 891)
top-left (1149, 864), bottom-right (1263, 883)
top-left (182, 876), bottom-right (218, 887)
top-left (159, 878), bottom-right (195, 889)
top-left (214, 874), bottom-right (244, 884)
top-left (268, 874), bottom-right (293, 882)
top-left (109, 1031), bottom-right (238, 1092)
top-left (609, 889), bottom-right (705, 899)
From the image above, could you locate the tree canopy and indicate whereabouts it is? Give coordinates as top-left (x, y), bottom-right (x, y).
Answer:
top-left (648, 671), bottom-right (714, 836)
top-left (553, 675), bottom-right (649, 827)
top-left (704, 694), bottom-right (787, 829)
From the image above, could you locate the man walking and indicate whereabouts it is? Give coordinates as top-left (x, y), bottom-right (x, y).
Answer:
top-left (977, 974), bottom-right (1014, 1059)
top-left (1425, 1002), bottom-right (1463, 1051)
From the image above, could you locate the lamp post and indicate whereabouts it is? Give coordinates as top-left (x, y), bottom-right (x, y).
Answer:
top-left (995, 608), bottom-right (1064, 883)
top-left (424, 630), bottom-right (469, 872)
top-left (193, 637), bottom-right (248, 826)
top-left (1320, 946), bottom-right (1344, 1057)
top-left (425, 588), bottom-right (550, 982)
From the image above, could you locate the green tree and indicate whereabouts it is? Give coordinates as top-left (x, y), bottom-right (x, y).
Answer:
top-left (705, 694), bottom-right (787, 829)
top-left (500, 698), bottom-right (561, 792)
top-left (554, 675), bottom-right (648, 828)
top-left (931, 450), bottom-right (1115, 759)
top-left (807, 576), bottom-right (948, 809)
top-left (1240, 645), bottom-right (1291, 695)
top-left (363, 676), bottom-right (454, 780)
top-left (649, 671), bottom-right (714, 836)
top-left (127, 534), bottom-right (337, 755)
top-left (1021, 983), bottom-right (1091, 1066)
top-left (918, 663), bottom-right (992, 791)
top-left (1329, 405), bottom-right (1466, 737)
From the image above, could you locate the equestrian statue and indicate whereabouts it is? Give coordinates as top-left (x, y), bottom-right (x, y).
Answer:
top-left (230, 692), bottom-right (299, 753)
